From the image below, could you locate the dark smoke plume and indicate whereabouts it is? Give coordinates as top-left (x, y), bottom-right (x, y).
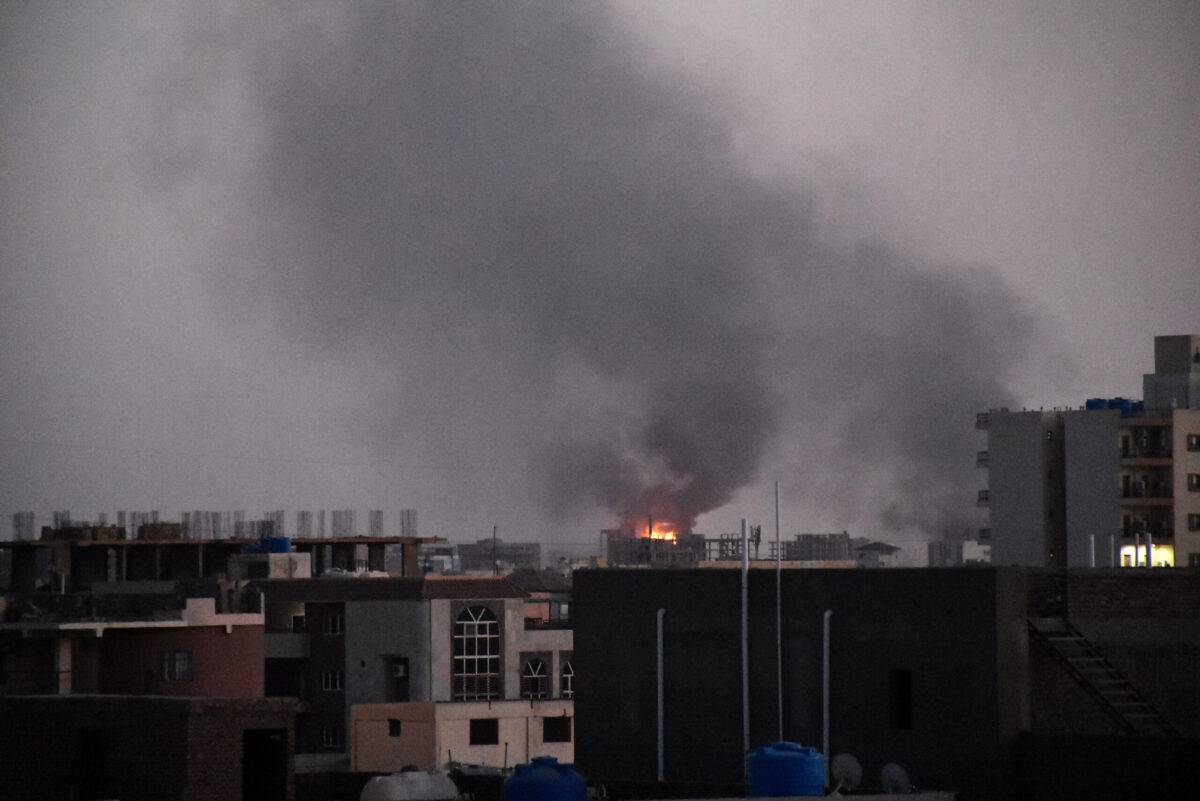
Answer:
top-left (130, 3), bottom-right (1042, 537)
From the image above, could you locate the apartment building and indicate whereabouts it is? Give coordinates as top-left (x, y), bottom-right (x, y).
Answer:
top-left (0, 583), bottom-right (265, 698)
top-left (257, 576), bottom-right (573, 765)
top-left (978, 335), bottom-right (1200, 569)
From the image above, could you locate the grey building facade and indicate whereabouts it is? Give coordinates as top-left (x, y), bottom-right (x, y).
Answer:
top-left (979, 335), bottom-right (1200, 569)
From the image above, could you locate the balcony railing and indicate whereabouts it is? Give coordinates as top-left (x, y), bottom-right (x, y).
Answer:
top-left (977, 490), bottom-right (990, 506)
top-left (976, 450), bottom-right (989, 467)
top-left (975, 412), bottom-right (990, 429)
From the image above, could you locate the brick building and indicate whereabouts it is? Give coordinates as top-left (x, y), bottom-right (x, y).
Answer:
top-left (0, 587), bottom-right (264, 697)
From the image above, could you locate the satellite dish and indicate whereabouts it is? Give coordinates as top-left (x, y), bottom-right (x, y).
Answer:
top-left (881, 763), bottom-right (913, 794)
top-left (830, 753), bottom-right (863, 793)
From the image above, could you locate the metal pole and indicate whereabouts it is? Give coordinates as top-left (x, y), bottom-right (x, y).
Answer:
top-left (822, 609), bottom-right (832, 789)
top-left (657, 608), bottom-right (665, 782)
top-left (775, 481), bottom-right (783, 743)
top-left (1089, 534), bottom-right (1095, 568)
top-left (741, 517), bottom-right (750, 766)
top-left (1146, 530), bottom-right (1153, 569)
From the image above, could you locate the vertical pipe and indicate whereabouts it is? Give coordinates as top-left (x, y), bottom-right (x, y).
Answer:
top-left (775, 481), bottom-right (783, 743)
top-left (1146, 530), bottom-right (1153, 568)
top-left (1134, 532), bottom-right (1141, 567)
top-left (1089, 534), bottom-right (1095, 568)
top-left (657, 608), bottom-right (665, 782)
top-left (741, 517), bottom-right (750, 766)
top-left (822, 609), bottom-right (832, 789)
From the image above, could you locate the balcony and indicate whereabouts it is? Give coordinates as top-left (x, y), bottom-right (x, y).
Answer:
top-left (976, 450), bottom-right (989, 468)
top-left (524, 617), bottom-right (571, 631)
top-left (977, 490), bottom-right (990, 507)
top-left (975, 412), bottom-right (990, 429)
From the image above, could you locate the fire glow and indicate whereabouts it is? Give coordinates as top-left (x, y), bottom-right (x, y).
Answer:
top-left (645, 522), bottom-right (677, 542)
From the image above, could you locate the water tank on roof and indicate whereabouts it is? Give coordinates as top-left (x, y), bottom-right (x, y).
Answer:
top-left (746, 742), bottom-right (825, 797)
top-left (265, 536), bottom-right (292, 553)
top-left (502, 756), bottom-right (585, 801)
top-left (1085, 398), bottom-right (1108, 411)
top-left (359, 771), bottom-right (459, 801)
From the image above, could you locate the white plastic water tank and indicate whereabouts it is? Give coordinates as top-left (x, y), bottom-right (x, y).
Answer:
top-left (359, 771), bottom-right (460, 801)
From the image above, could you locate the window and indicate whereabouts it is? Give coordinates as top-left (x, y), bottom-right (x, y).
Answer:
top-left (889, 669), bottom-right (913, 731)
top-left (324, 612), bottom-right (344, 635)
top-left (453, 606), bottom-right (500, 700)
top-left (160, 650), bottom-right (193, 681)
top-left (520, 658), bottom-right (549, 700)
top-left (1189, 514), bottom-right (1200, 532)
top-left (321, 726), bottom-right (342, 748)
top-left (1188, 434), bottom-right (1200, 452)
top-left (1045, 430), bottom-right (1054, 442)
top-left (1189, 474), bottom-right (1200, 492)
top-left (1190, 554), bottom-right (1200, 568)
top-left (388, 719), bottom-right (402, 738)
top-left (291, 614), bottom-right (306, 633)
top-left (386, 657), bottom-right (410, 703)
top-left (322, 670), bottom-right (343, 691)
top-left (560, 659), bottom-right (574, 699)
top-left (543, 716), bottom-right (572, 743)
top-left (469, 718), bottom-right (499, 745)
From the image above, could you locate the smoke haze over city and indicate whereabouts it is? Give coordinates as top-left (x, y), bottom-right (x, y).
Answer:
top-left (2, 2), bottom-right (1197, 554)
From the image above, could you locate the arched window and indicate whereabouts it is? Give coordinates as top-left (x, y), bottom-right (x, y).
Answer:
top-left (453, 606), bottom-right (500, 700)
top-left (520, 658), bottom-right (548, 700)
top-left (560, 659), bottom-right (574, 699)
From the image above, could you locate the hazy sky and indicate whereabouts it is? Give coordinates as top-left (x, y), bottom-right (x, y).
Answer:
top-left (1, 2), bottom-right (1196, 554)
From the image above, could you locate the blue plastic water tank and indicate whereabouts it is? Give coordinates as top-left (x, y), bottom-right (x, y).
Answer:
top-left (1085, 398), bottom-right (1108, 411)
top-left (746, 742), bottom-right (825, 797)
top-left (502, 756), bottom-right (585, 801)
top-left (265, 536), bottom-right (292, 553)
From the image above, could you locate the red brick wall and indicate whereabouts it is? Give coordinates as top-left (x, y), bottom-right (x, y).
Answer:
top-left (99, 624), bottom-right (264, 697)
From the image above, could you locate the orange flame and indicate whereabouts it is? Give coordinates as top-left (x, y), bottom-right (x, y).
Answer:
top-left (645, 522), bottom-right (677, 542)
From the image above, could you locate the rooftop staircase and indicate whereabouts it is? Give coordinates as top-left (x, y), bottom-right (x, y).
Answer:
top-left (1028, 616), bottom-right (1180, 737)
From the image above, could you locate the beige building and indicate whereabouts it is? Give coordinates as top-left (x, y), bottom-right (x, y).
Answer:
top-left (351, 699), bottom-right (573, 772)
top-left (979, 335), bottom-right (1200, 568)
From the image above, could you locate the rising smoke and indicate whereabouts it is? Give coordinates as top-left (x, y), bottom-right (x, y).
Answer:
top-left (42, 3), bottom-right (1047, 538)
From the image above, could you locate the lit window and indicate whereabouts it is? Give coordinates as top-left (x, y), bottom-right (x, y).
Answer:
top-left (521, 658), bottom-right (549, 700)
top-left (324, 612), bottom-right (344, 635)
top-left (322, 670), bottom-right (343, 691)
top-left (543, 716), bottom-right (572, 743)
top-left (469, 718), bottom-right (499, 745)
top-left (321, 726), bottom-right (342, 748)
top-left (560, 659), bottom-right (574, 699)
top-left (160, 650), bottom-right (193, 681)
top-left (453, 606), bottom-right (500, 701)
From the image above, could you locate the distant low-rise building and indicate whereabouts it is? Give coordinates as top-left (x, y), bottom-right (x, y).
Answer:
top-left (457, 538), bottom-right (542, 572)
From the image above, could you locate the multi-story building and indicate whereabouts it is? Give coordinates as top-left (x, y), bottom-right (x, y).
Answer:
top-left (256, 576), bottom-right (573, 767)
top-left (0, 582), bottom-right (265, 697)
top-left (978, 335), bottom-right (1200, 569)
